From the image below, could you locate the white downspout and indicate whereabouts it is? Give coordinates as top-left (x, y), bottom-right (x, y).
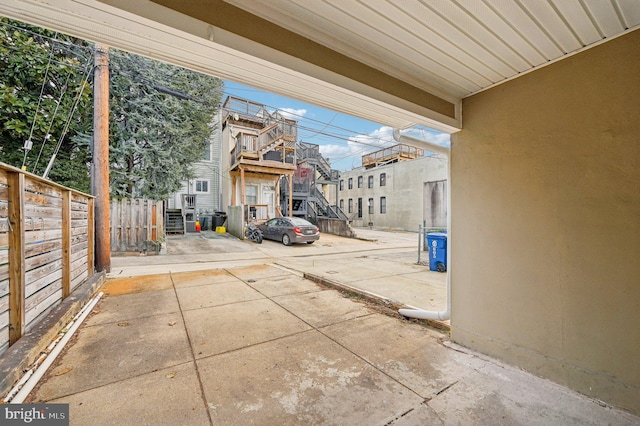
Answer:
top-left (392, 129), bottom-right (451, 321)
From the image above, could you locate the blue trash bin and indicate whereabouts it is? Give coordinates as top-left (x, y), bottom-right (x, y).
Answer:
top-left (427, 232), bottom-right (447, 272)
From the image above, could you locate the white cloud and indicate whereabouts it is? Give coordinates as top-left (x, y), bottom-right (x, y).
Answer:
top-left (319, 125), bottom-right (450, 171)
top-left (276, 107), bottom-right (307, 120)
top-left (346, 126), bottom-right (395, 153)
top-left (401, 127), bottom-right (451, 148)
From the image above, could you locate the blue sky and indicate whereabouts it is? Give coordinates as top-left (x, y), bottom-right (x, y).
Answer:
top-left (223, 81), bottom-right (450, 172)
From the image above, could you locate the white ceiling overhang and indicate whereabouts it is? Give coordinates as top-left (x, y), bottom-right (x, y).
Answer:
top-left (2, 0), bottom-right (639, 134)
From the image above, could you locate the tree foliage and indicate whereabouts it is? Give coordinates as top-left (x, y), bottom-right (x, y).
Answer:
top-left (1, 18), bottom-right (224, 199)
top-left (0, 18), bottom-right (93, 192)
top-left (108, 50), bottom-right (223, 200)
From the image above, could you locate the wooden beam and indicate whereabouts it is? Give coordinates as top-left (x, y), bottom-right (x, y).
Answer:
top-left (275, 177), bottom-right (281, 217)
top-left (230, 168), bottom-right (295, 178)
top-left (8, 172), bottom-right (25, 344)
top-left (231, 175), bottom-right (236, 205)
top-left (240, 167), bottom-right (246, 204)
top-left (288, 175), bottom-right (293, 217)
top-left (230, 158), bottom-right (296, 172)
top-left (151, 202), bottom-right (157, 241)
top-left (93, 43), bottom-right (110, 272)
top-left (61, 190), bottom-right (71, 298)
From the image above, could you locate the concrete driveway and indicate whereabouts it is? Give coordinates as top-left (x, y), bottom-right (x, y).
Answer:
top-left (22, 231), bottom-right (639, 424)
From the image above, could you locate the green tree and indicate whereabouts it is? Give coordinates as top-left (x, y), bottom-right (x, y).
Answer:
top-left (0, 18), bottom-right (93, 192)
top-left (108, 49), bottom-right (223, 200)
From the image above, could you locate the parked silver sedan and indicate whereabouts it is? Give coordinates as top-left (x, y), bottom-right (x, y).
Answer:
top-left (258, 217), bottom-right (320, 245)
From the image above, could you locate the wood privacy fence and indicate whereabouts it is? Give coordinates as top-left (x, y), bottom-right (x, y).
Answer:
top-left (110, 198), bottom-right (164, 253)
top-left (0, 162), bottom-right (94, 355)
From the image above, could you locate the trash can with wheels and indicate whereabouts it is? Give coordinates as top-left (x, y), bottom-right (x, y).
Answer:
top-left (426, 232), bottom-right (447, 272)
top-left (213, 211), bottom-right (227, 228)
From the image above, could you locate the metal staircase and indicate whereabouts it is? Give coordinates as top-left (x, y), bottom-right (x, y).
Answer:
top-left (279, 142), bottom-right (349, 229)
top-left (310, 186), bottom-right (348, 220)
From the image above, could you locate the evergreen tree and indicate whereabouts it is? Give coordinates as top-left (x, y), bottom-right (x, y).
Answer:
top-left (1, 19), bottom-right (223, 199)
top-left (108, 49), bottom-right (223, 200)
top-left (0, 18), bottom-right (93, 192)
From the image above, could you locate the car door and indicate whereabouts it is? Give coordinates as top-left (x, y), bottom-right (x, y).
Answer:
top-left (263, 219), bottom-right (278, 240)
top-left (274, 218), bottom-right (287, 241)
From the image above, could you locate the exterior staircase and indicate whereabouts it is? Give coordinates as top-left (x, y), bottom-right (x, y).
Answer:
top-left (297, 142), bottom-right (339, 182)
top-left (165, 209), bottom-right (184, 234)
top-left (310, 186), bottom-right (348, 220)
top-left (279, 142), bottom-right (350, 234)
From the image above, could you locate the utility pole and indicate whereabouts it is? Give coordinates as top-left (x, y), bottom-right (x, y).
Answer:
top-left (92, 44), bottom-right (110, 272)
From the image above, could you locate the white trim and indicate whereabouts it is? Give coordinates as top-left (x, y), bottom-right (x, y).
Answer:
top-left (194, 179), bottom-right (210, 194)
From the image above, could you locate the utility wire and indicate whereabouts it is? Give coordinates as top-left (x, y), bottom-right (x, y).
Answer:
top-left (43, 62), bottom-right (94, 179)
top-left (32, 68), bottom-right (74, 174)
top-left (22, 31), bottom-right (58, 169)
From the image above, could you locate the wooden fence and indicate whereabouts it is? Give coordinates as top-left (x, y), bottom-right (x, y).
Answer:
top-left (0, 162), bottom-right (94, 355)
top-left (110, 198), bottom-right (164, 254)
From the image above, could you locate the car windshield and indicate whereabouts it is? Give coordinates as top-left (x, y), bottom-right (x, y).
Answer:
top-left (289, 217), bottom-right (313, 226)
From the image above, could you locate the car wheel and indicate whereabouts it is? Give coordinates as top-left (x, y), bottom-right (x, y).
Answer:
top-left (282, 234), bottom-right (291, 246)
top-left (306, 241), bottom-right (314, 244)
top-left (257, 235), bottom-right (263, 244)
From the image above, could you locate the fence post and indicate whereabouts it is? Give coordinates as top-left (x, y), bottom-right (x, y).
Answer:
top-left (62, 190), bottom-right (71, 298)
top-left (87, 197), bottom-right (95, 276)
top-left (8, 172), bottom-right (25, 344)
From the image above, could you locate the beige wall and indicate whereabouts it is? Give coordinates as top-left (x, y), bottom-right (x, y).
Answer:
top-left (339, 155), bottom-right (447, 231)
top-left (451, 30), bottom-right (640, 414)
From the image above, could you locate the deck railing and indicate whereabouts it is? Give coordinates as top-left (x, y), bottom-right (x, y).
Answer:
top-left (0, 162), bottom-right (94, 355)
top-left (362, 144), bottom-right (424, 168)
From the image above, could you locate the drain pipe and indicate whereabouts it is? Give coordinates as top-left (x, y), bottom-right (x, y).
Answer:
top-left (392, 129), bottom-right (451, 321)
top-left (5, 292), bottom-right (104, 403)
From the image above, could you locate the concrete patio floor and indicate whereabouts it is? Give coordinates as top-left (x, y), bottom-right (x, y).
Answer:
top-left (25, 262), bottom-right (638, 425)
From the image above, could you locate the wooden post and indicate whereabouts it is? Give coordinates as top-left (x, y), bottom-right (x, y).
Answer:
top-left (92, 44), bottom-right (110, 272)
top-left (231, 176), bottom-right (236, 205)
top-left (61, 190), bottom-right (71, 298)
top-left (288, 173), bottom-right (293, 217)
top-left (240, 167), bottom-right (246, 204)
top-left (275, 176), bottom-right (281, 217)
top-left (151, 202), bottom-right (157, 242)
top-left (8, 172), bottom-right (25, 344)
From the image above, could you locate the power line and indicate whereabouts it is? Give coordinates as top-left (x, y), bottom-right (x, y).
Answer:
top-left (22, 31), bottom-right (58, 169)
top-left (32, 68), bottom-right (74, 173)
top-left (42, 60), bottom-right (93, 178)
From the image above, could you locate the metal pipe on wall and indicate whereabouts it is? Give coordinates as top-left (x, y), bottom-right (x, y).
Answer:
top-left (392, 129), bottom-right (451, 321)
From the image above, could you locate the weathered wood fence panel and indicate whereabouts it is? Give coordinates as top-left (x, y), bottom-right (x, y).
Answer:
top-left (0, 162), bottom-right (94, 356)
top-left (110, 198), bottom-right (164, 253)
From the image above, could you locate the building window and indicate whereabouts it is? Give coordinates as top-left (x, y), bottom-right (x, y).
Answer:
top-left (368, 198), bottom-right (374, 214)
top-left (380, 173), bottom-right (386, 186)
top-left (339, 199), bottom-right (344, 210)
top-left (368, 175), bottom-right (373, 188)
top-left (202, 142), bottom-right (212, 161)
top-left (380, 196), bottom-right (386, 214)
top-left (357, 198), bottom-right (362, 218)
top-left (348, 198), bottom-right (353, 213)
top-left (246, 185), bottom-right (257, 204)
top-left (358, 176), bottom-right (363, 188)
top-left (348, 178), bottom-right (353, 189)
top-left (340, 179), bottom-right (344, 190)
top-left (195, 179), bottom-right (210, 194)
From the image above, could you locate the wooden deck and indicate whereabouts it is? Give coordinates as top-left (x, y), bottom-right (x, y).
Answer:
top-left (362, 144), bottom-right (424, 169)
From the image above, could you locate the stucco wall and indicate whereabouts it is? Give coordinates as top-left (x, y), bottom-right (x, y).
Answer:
top-left (451, 30), bottom-right (640, 414)
top-left (338, 155), bottom-right (447, 231)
